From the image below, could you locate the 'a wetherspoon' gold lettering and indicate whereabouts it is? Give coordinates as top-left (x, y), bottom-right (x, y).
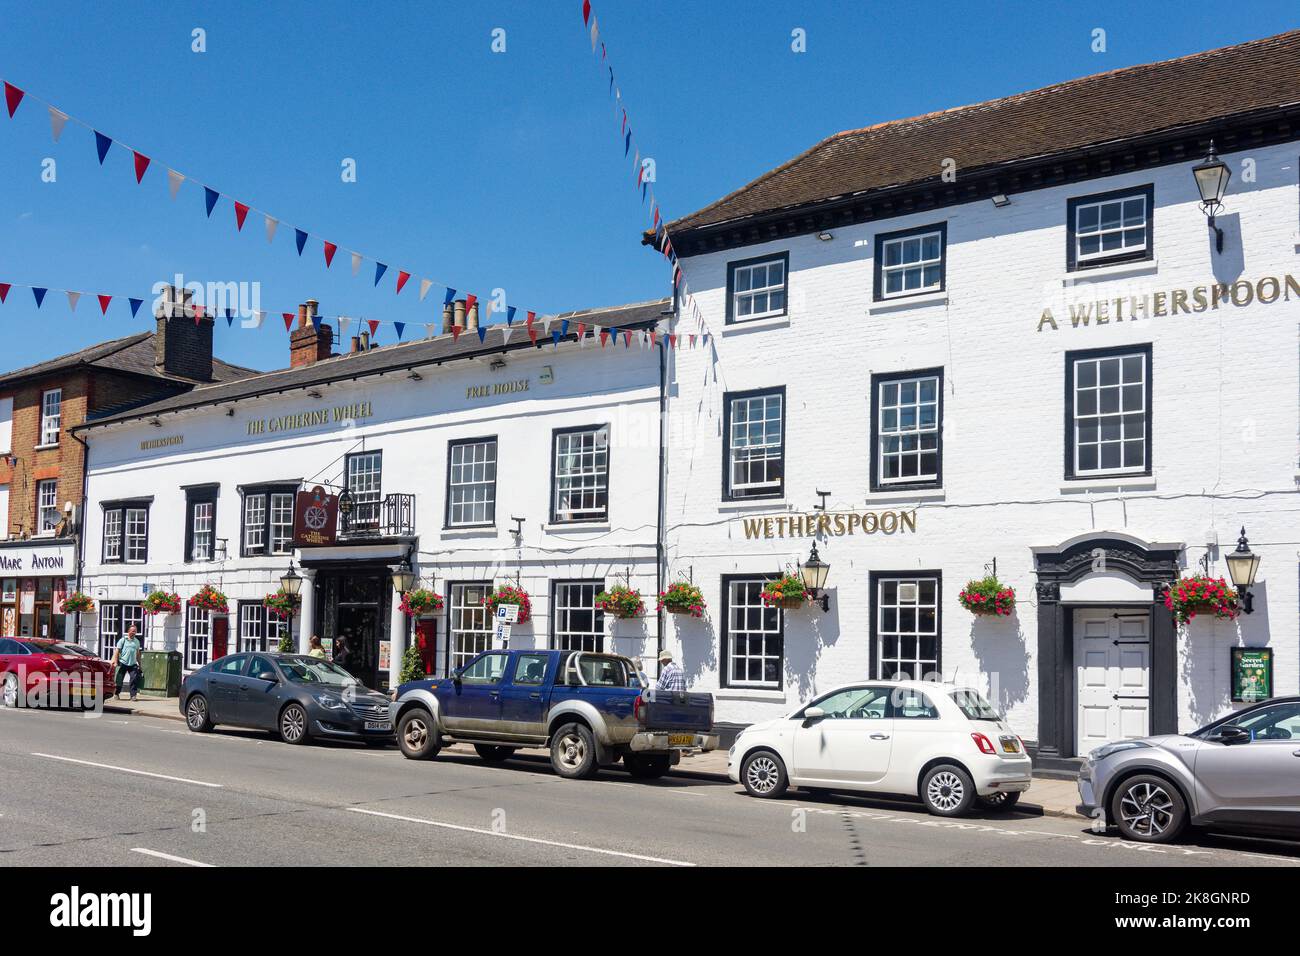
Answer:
top-left (742, 510), bottom-right (917, 540)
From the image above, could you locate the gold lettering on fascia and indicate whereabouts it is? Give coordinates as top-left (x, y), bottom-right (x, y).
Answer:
top-left (140, 435), bottom-right (184, 451)
top-left (466, 380), bottom-right (530, 400)
top-left (246, 402), bottom-right (374, 435)
top-left (741, 510), bottom-right (918, 539)
top-left (1037, 273), bottom-right (1300, 332)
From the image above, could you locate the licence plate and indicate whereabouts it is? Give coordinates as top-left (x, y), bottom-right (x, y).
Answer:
top-left (365, 721), bottom-right (392, 732)
top-left (1000, 737), bottom-right (1021, 753)
top-left (668, 733), bottom-right (695, 747)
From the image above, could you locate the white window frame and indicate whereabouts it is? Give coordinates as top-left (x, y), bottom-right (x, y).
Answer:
top-left (875, 575), bottom-right (940, 681)
top-left (37, 479), bottom-right (58, 534)
top-left (449, 582), bottom-right (492, 671)
top-left (239, 601), bottom-right (286, 654)
top-left (879, 229), bottom-right (944, 299)
top-left (243, 493), bottom-right (267, 554)
top-left (125, 507), bottom-right (148, 563)
top-left (725, 579), bottom-right (783, 689)
top-left (447, 438), bottom-right (498, 527)
top-left (1074, 192), bottom-right (1148, 265)
top-left (186, 604), bottom-right (211, 670)
top-left (99, 602), bottom-right (144, 658)
top-left (551, 581), bottom-right (605, 653)
top-left (552, 426), bottom-right (609, 523)
top-left (39, 389), bottom-right (61, 446)
top-left (190, 501), bottom-right (214, 562)
top-left (729, 256), bottom-right (787, 322)
top-left (269, 492), bottom-right (295, 554)
top-left (103, 509), bottom-right (123, 561)
top-left (346, 451), bottom-right (383, 530)
top-left (1071, 351), bottom-right (1149, 477)
top-left (726, 390), bottom-right (784, 499)
top-left (876, 373), bottom-right (940, 486)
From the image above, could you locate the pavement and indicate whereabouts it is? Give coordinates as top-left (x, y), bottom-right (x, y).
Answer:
top-left (105, 694), bottom-right (1086, 818)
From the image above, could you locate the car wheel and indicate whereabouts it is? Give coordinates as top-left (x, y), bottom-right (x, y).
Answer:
top-left (474, 744), bottom-right (515, 763)
top-left (278, 703), bottom-right (309, 745)
top-left (184, 693), bottom-right (213, 732)
top-left (625, 753), bottom-right (672, 779)
top-left (2, 672), bottom-right (20, 708)
top-left (740, 749), bottom-right (788, 798)
top-left (550, 723), bottom-right (599, 779)
top-left (397, 708), bottom-right (441, 760)
top-left (921, 764), bottom-right (977, 817)
top-left (1110, 774), bottom-right (1187, 843)
top-left (976, 791), bottom-right (1021, 812)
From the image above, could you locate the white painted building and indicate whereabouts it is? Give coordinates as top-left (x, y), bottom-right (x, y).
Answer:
top-left (655, 32), bottom-right (1300, 765)
top-left (77, 297), bottom-right (669, 692)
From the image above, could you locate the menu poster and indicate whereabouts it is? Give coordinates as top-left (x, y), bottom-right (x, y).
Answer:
top-left (1230, 647), bottom-right (1273, 703)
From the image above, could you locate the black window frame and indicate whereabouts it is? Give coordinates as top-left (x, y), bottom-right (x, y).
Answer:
top-left (1066, 183), bottom-right (1155, 272)
top-left (549, 579), bottom-right (607, 653)
top-left (183, 484), bottom-right (219, 564)
top-left (239, 483), bottom-right (299, 557)
top-left (444, 435), bottom-right (499, 529)
top-left (96, 601), bottom-right (145, 659)
top-left (870, 367), bottom-right (944, 492)
top-left (237, 599), bottom-right (287, 654)
top-left (873, 222), bottom-right (948, 302)
top-left (869, 570), bottom-right (943, 681)
top-left (1063, 343), bottom-right (1154, 480)
top-left (719, 573), bottom-right (785, 690)
top-left (725, 250), bottom-right (790, 325)
top-left (101, 498), bottom-right (152, 565)
top-left (549, 424), bottom-right (610, 525)
top-left (721, 385), bottom-right (786, 502)
top-left (344, 449), bottom-right (384, 531)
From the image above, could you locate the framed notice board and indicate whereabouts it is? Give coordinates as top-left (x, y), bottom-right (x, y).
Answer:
top-left (1230, 647), bottom-right (1273, 703)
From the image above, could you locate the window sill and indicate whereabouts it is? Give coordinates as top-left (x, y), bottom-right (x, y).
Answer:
top-left (716, 688), bottom-right (786, 702)
top-left (441, 526), bottom-right (498, 540)
top-left (544, 521), bottom-right (611, 533)
top-left (1060, 476), bottom-right (1155, 494)
top-left (721, 314), bottom-right (790, 335)
top-left (1063, 258), bottom-right (1158, 285)
top-left (717, 498), bottom-right (786, 512)
top-left (867, 290), bottom-right (948, 314)
top-left (32, 443), bottom-right (60, 452)
top-left (864, 487), bottom-right (946, 503)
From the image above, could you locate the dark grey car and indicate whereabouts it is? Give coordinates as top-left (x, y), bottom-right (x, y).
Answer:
top-left (180, 653), bottom-right (394, 746)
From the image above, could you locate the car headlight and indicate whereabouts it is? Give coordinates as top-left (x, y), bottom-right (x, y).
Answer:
top-left (1090, 740), bottom-right (1148, 761)
top-left (313, 694), bottom-right (348, 710)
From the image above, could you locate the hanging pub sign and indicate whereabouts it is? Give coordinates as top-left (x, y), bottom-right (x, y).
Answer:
top-left (1230, 647), bottom-right (1273, 703)
top-left (293, 486), bottom-right (339, 547)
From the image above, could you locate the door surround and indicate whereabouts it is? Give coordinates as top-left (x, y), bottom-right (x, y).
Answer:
top-left (1032, 533), bottom-right (1180, 760)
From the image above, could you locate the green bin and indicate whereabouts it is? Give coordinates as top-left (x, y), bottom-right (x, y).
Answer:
top-left (138, 650), bottom-right (183, 698)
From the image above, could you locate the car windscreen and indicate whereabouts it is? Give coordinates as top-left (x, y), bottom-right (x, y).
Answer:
top-left (950, 689), bottom-right (1001, 720)
top-left (278, 658), bottom-right (358, 687)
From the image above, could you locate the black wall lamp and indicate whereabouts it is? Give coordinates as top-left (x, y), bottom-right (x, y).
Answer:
top-left (1224, 527), bottom-right (1261, 615)
top-left (1192, 141), bottom-right (1231, 253)
top-left (800, 542), bottom-right (831, 612)
top-left (279, 563), bottom-right (303, 596)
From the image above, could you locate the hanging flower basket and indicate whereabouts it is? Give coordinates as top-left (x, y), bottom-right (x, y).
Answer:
top-left (263, 589), bottom-right (302, 621)
top-left (189, 584), bottom-right (229, 615)
top-left (141, 590), bottom-right (182, 616)
top-left (1165, 575), bottom-right (1240, 625)
top-left (658, 581), bottom-right (706, 617)
top-left (61, 591), bottom-right (95, 614)
top-left (761, 574), bottom-right (810, 610)
top-left (959, 576), bottom-right (1016, 617)
top-left (483, 584), bottom-right (531, 624)
top-left (596, 585), bottom-right (644, 619)
top-left (399, 588), bottom-right (444, 617)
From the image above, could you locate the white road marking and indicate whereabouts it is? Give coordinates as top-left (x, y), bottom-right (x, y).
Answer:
top-left (130, 848), bottom-right (215, 867)
top-left (30, 753), bottom-right (224, 788)
top-left (347, 807), bottom-right (695, 866)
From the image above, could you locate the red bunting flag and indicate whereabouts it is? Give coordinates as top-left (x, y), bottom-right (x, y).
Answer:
top-left (233, 202), bottom-right (250, 231)
top-left (465, 293), bottom-right (477, 315)
top-left (367, 319), bottom-right (380, 337)
top-left (649, 331), bottom-right (657, 346)
top-left (323, 241), bottom-right (337, 268)
top-left (395, 271), bottom-right (411, 294)
top-left (526, 310), bottom-right (536, 328)
top-left (624, 331), bottom-right (632, 347)
top-left (0, 283), bottom-right (9, 303)
top-left (98, 294), bottom-right (112, 314)
top-left (582, 0), bottom-right (591, 25)
top-left (132, 151), bottom-right (151, 184)
top-left (577, 322), bottom-right (586, 340)
top-left (193, 304), bottom-right (206, 324)
top-left (3, 82), bottom-right (23, 118)
top-left (282, 312), bottom-right (295, 332)
top-left (528, 325), bottom-right (539, 345)
top-left (451, 326), bottom-right (462, 341)
top-left (668, 334), bottom-right (677, 349)
top-left (600, 329), bottom-right (610, 347)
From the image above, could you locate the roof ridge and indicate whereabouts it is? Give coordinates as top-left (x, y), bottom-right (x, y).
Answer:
top-left (0, 330), bottom-right (151, 382)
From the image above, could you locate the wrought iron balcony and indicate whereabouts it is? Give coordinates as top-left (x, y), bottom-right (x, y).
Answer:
top-left (340, 493), bottom-right (415, 539)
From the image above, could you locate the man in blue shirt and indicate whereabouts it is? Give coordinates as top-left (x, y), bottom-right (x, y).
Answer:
top-left (656, 650), bottom-right (686, 692)
top-left (110, 625), bottom-right (143, 701)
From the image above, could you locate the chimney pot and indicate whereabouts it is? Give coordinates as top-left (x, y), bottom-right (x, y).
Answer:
top-left (453, 299), bottom-right (466, 330)
top-left (289, 299), bottom-right (333, 369)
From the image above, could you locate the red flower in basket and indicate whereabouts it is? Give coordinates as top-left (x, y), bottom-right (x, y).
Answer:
top-left (483, 585), bottom-right (531, 624)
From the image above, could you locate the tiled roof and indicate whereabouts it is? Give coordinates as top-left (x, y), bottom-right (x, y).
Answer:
top-left (664, 30), bottom-right (1300, 237)
top-left (0, 332), bottom-right (254, 389)
top-left (80, 297), bottom-right (672, 428)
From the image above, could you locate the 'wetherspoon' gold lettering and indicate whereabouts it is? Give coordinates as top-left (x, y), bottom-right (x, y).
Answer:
top-left (742, 509), bottom-right (918, 540)
top-left (1037, 273), bottom-right (1300, 332)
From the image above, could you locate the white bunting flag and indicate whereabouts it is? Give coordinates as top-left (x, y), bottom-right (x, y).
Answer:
top-left (541, 318), bottom-right (552, 336)
top-left (66, 291), bottom-right (80, 312)
top-left (337, 316), bottom-right (352, 339)
top-left (590, 18), bottom-right (599, 51)
top-left (264, 216), bottom-right (278, 243)
top-left (579, 328), bottom-right (588, 348)
top-left (418, 279), bottom-right (433, 302)
top-left (167, 169), bottom-right (185, 200)
top-left (351, 252), bottom-right (362, 276)
top-left (500, 327), bottom-right (513, 345)
top-left (48, 107), bottom-right (68, 143)
top-left (423, 322), bottom-right (437, 339)
top-left (251, 311), bottom-right (266, 329)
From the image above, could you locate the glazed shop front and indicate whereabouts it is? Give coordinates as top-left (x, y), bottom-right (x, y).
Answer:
top-left (0, 540), bottom-right (77, 640)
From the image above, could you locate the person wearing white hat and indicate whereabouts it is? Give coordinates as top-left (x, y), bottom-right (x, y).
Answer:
top-left (656, 649), bottom-right (686, 692)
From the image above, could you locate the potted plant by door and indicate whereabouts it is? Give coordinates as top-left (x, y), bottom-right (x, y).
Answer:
top-left (141, 590), bottom-right (182, 616)
top-left (658, 581), bottom-right (706, 618)
top-left (189, 584), bottom-right (229, 615)
top-left (482, 584), bottom-right (531, 624)
top-left (1165, 575), bottom-right (1240, 624)
top-left (595, 585), bottom-right (644, 619)
top-left (958, 575), bottom-right (1016, 617)
top-left (399, 588), bottom-right (444, 617)
top-left (761, 574), bottom-right (810, 610)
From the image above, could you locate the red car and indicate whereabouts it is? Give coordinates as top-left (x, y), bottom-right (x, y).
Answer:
top-left (0, 637), bottom-right (114, 709)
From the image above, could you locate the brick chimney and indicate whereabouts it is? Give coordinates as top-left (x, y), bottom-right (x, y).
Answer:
top-left (154, 285), bottom-right (215, 381)
top-left (289, 300), bottom-right (333, 368)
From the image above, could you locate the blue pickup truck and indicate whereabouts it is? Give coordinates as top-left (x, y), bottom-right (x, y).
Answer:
top-left (389, 648), bottom-right (717, 779)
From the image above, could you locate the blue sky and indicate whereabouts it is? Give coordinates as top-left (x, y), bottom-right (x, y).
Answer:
top-left (1, 0), bottom-right (1296, 373)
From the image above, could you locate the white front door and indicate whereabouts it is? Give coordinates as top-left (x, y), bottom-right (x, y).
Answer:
top-left (1075, 609), bottom-right (1150, 755)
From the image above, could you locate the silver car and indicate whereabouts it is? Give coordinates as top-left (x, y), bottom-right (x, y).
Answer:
top-left (1077, 696), bottom-right (1300, 843)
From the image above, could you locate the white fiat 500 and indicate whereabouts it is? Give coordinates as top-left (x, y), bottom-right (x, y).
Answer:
top-left (727, 680), bottom-right (1033, 816)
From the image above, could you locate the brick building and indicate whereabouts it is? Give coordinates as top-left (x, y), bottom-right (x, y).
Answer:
top-left (0, 293), bottom-right (252, 640)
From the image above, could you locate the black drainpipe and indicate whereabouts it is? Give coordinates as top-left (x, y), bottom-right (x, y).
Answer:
top-left (70, 427), bottom-right (91, 646)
